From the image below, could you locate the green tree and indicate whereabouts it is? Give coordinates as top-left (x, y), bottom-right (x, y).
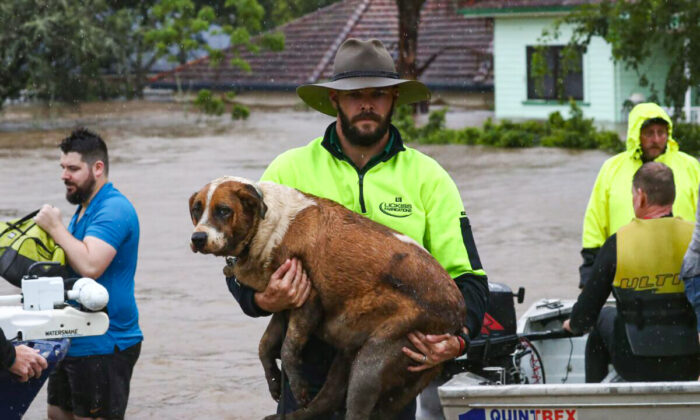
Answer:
top-left (119, 0), bottom-right (283, 90)
top-left (0, 0), bottom-right (287, 106)
top-left (0, 0), bottom-right (118, 108)
top-left (541, 0), bottom-right (700, 116)
top-left (146, 0), bottom-right (219, 66)
top-left (103, 1), bottom-right (161, 98)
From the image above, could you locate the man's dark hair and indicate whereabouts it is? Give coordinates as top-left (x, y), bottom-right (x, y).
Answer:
top-left (632, 162), bottom-right (675, 206)
top-left (640, 117), bottom-right (669, 131)
top-left (59, 128), bottom-right (109, 176)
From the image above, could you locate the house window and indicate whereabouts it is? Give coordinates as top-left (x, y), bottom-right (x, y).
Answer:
top-left (526, 46), bottom-right (583, 100)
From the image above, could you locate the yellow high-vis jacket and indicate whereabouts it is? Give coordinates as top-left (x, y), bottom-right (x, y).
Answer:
top-left (582, 103), bottom-right (700, 250)
top-left (260, 122), bottom-right (488, 336)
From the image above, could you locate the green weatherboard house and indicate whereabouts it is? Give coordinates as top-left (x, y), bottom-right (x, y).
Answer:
top-left (459, 0), bottom-right (697, 124)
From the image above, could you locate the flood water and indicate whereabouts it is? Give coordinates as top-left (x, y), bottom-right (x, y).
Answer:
top-left (0, 102), bottom-right (611, 419)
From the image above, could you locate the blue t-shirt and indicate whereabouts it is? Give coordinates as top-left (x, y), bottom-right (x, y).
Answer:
top-left (67, 182), bottom-right (143, 356)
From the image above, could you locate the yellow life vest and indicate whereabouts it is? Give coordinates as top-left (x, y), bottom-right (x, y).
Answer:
top-left (614, 217), bottom-right (699, 356)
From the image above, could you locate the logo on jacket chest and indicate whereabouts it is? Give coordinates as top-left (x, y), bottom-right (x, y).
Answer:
top-left (379, 197), bottom-right (412, 218)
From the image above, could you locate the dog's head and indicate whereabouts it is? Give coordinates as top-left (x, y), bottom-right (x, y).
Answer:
top-left (189, 176), bottom-right (267, 256)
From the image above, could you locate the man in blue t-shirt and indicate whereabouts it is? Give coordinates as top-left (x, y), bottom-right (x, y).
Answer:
top-left (35, 128), bottom-right (142, 420)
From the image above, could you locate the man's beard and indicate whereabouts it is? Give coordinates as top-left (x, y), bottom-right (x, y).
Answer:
top-left (337, 102), bottom-right (394, 147)
top-left (65, 173), bottom-right (96, 205)
top-left (642, 147), bottom-right (665, 162)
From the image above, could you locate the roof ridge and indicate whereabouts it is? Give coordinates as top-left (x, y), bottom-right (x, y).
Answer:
top-left (307, 0), bottom-right (372, 84)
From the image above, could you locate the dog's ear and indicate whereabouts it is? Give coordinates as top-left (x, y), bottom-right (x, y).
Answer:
top-left (189, 191), bottom-right (199, 223)
top-left (237, 184), bottom-right (267, 219)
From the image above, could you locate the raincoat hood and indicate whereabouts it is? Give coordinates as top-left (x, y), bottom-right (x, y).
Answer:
top-left (626, 102), bottom-right (677, 158)
top-left (582, 103), bottom-right (700, 252)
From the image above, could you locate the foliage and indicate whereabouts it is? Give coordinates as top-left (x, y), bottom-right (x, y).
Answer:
top-left (540, 0), bottom-right (700, 117)
top-left (101, 1), bottom-right (160, 98)
top-left (231, 103), bottom-right (250, 120)
top-left (395, 101), bottom-right (626, 153)
top-left (392, 104), bottom-right (419, 139)
top-left (145, 0), bottom-right (217, 65)
top-left (145, 0), bottom-right (283, 72)
top-left (194, 89), bottom-right (225, 115)
top-left (104, 0), bottom-right (284, 97)
top-left (193, 89), bottom-right (249, 120)
top-left (673, 123), bottom-right (700, 157)
top-left (0, 0), bottom-right (292, 108)
top-left (0, 0), bottom-right (120, 107)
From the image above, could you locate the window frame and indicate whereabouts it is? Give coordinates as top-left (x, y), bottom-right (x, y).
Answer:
top-left (526, 45), bottom-right (584, 101)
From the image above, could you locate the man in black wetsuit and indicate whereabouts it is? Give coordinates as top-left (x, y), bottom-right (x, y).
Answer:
top-left (564, 162), bottom-right (700, 382)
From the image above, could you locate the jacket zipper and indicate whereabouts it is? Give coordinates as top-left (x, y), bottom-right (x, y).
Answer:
top-left (358, 173), bottom-right (366, 213)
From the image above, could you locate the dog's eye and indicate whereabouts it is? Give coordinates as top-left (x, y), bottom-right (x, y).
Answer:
top-left (215, 205), bottom-right (232, 218)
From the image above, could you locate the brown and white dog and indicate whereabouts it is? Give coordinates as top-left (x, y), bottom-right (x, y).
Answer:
top-left (189, 176), bottom-right (466, 420)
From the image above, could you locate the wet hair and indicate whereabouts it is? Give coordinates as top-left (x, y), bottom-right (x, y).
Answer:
top-left (640, 117), bottom-right (669, 132)
top-left (59, 128), bottom-right (109, 176)
top-left (632, 162), bottom-right (675, 206)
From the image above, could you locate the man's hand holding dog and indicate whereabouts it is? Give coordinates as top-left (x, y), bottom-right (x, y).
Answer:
top-left (254, 258), bottom-right (311, 312)
top-left (402, 327), bottom-right (468, 372)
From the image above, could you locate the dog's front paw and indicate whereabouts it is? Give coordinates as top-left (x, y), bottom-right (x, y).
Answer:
top-left (223, 256), bottom-right (238, 277)
top-left (264, 365), bottom-right (282, 401)
top-left (223, 264), bottom-right (236, 278)
top-left (268, 377), bottom-right (281, 402)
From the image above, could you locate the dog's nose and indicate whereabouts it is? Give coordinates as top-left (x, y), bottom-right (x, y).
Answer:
top-left (191, 231), bottom-right (208, 251)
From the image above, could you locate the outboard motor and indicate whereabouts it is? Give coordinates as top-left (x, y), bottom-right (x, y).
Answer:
top-left (477, 282), bottom-right (520, 337)
top-left (444, 282), bottom-right (525, 383)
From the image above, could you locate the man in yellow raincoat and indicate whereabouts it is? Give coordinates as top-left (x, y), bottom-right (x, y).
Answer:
top-left (579, 103), bottom-right (700, 288)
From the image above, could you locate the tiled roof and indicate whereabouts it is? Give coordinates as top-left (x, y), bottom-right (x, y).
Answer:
top-left (150, 0), bottom-right (493, 92)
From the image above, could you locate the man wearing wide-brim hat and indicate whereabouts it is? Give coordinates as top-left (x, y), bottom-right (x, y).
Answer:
top-left (226, 38), bottom-right (488, 418)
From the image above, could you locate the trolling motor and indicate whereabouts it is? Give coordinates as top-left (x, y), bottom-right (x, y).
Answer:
top-left (0, 260), bottom-right (112, 420)
top-left (444, 283), bottom-right (578, 385)
top-left (456, 288), bottom-right (581, 385)
top-left (0, 262), bottom-right (109, 341)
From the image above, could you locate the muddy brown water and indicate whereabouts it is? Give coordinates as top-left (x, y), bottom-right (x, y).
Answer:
top-left (0, 102), bottom-right (610, 419)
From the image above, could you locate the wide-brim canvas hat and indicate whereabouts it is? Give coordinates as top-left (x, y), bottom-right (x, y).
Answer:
top-left (297, 38), bottom-right (431, 116)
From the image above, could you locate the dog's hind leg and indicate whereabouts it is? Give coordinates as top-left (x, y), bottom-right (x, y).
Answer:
top-left (265, 351), bottom-right (352, 420)
top-left (260, 312), bottom-right (286, 401)
top-left (281, 293), bottom-right (323, 406)
top-left (344, 337), bottom-right (406, 420)
top-left (371, 367), bottom-right (441, 419)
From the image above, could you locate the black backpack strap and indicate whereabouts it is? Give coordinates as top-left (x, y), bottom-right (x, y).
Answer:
top-left (1, 209), bottom-right (40, 236)
top-left (14, 209), bottom-right (40, 225)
